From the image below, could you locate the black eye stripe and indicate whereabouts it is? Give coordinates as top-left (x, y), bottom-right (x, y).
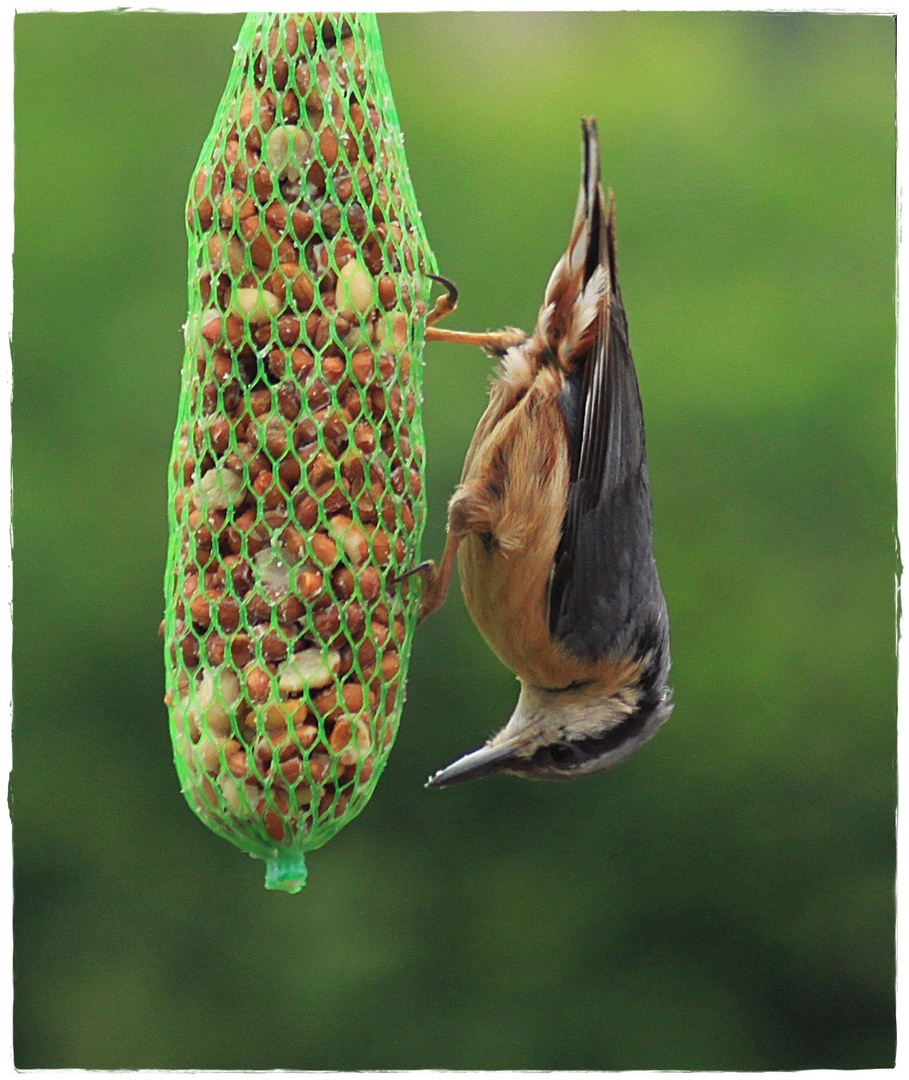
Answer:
top-left (539, 709), bottom-right (651, 769)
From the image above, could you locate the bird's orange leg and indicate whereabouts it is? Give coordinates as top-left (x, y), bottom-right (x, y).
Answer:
top-left (425, 274), bottom-right (526, 352)
top-left (395, 531), bottom-right (462, 622)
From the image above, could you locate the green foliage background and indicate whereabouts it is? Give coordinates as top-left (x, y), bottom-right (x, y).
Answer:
top-left (12, 11), bottom-right (896, 1070)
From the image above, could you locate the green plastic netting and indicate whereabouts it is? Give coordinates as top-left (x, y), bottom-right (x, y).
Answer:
top-left (163, 12), bottom-right (436, 892)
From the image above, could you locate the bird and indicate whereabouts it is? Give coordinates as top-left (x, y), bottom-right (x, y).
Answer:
top-left (410, 117), bottom-right (673, 787)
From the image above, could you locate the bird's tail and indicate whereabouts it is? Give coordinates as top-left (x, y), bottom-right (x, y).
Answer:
top-left (533, 117), bottom-right (612, 372)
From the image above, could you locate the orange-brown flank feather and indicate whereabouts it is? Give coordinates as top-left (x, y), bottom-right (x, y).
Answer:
top-left (450, 359), bottom-right (633, 696)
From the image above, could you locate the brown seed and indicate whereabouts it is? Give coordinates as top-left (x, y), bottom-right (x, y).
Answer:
top-left (320, 485), bottom-right (351, 517)
top-left (279, 757), bottom-right (303, 784)
top-left (286, 265), bottom-right (315, 310)
top-left (369, 528), bottom-right (392, 567)
top-left (381, 649), bottom-right (402, 681)
top-left (377, 275), bottom-right (397, 309)
top-left (311, 687), bottom-right (342, 723)
top-left (331, 240), bottom-right (357, 277)
top-left (319, 127), bottom-right (339, 167)
top-left (378, 353), bottom-right (396, 382)
top-left (180, 634), bottom-right (200, 667)
top-left (304, 311), bottom-right (330, 352)
top-left (261, 630), bottom-right (290, 662)
top-left (277, 594), bottom-right (306, 623)
top-left (321, 354), bottom-right (347, 385)
top-left (244, 663), bottom-right (272, 703)
top-left (277, 456), bottom-right (301, 491)
top-left (298, 568), bottom-right (325, 602)
top-left (245, 592), bottom-right (272, 623)
top-left (225, 315), bottom-right (245, 349)
top-left (341, 683), bottom-right (366, 714)
top-left (291, 348), bottom-right (315, 378)
top-left (331, 565), bottom-right (355, 601)
top-left (207, 416), bottom-right (231, 455)
top-left (330, 718), bottom-right (352, 752)
top-left (301, 374), bottom-right (330, 412)
top-left (282, 89), bottom-right (301, 124)
top-left (266, 349), bottom-right (287, 379)
top-left (306, 452), bottom-right (335, 488)
top-left (292, 209), bottom-right (314, 242)
top-left (320, 203), bottom-right (342, 237)
top-left (264, 200), bottom-right (288, 230)
top-left (277, 315), bottom-right (302, 346)
top-left (205, 634), bottom-right (226, 665)
top-left (312, 604), bottom-right (341, 638)
top-left (295, 495), bottom-right (319, 530)
top-left (346, 203), bottom-right (369, 241)
top-left (308, 754), bottom-right (331, 784)
top-left (340, 453), bottom-right (365, 494)
top-left (311, 531), bottom-right (338, 567)
top-left (262, 415), bottom-right (289, 458)
top-left (262, 810), bottom-right (285, 842)
top-left (353, 422), bottom-right (377, 454)
top-left (358, 565), bottom-right (381, 602)
top-left (317, 786), bottom-right (336, 816)
top-left (226, 556), bottom-right (254, 593)
top-left (262, 700), bottom-right (298, 733)
top-left (189, 593), bottom-right (212, 627)
top-left (333, 790), bottom-right (352, 820)
top-left (350, 350), bottom-right (374, 385)
top-left (227, 747), bottom-right (251, 779)
top-left (230, 635), bottom-right (256, 669)
top-left (321, 411), bottom-right (351, 456)
top-left (336, 643), bottom-right (354, 679)
top-left (248, 387), bottom-right (271, 417)
top-left (334, 174), bottom-right (354, 202)
top-left (254, 163), bottom-right (277, 203)
top-left (217, 595), bottom-right (241, 631)
top-left (356, 494), bottom-right (379, 526)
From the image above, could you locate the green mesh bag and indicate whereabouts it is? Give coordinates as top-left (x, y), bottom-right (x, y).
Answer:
top-left (163, 12), bottom-right (437, 892)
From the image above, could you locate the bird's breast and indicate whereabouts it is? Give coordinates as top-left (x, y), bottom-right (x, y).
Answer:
top-left (456, 378), bottom-right (594, 689)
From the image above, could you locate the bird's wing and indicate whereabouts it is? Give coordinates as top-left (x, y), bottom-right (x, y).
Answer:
top-left (548, 125), bottom-right (667, 663)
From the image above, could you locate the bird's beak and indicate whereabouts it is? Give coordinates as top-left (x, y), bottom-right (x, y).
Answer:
top-left (425, 739), bottom-right (523, 789)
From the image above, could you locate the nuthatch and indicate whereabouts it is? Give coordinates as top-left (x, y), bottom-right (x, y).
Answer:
top-left (413, 117), bottom-right (672, 786)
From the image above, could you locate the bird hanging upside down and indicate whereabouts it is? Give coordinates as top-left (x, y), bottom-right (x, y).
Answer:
top-left (413, 117), bottom-right (673, 787)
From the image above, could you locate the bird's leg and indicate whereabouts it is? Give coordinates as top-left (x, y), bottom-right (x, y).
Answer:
top-left (398, 479), bottom-right (505, 622)
top-left (397, 531), bottom-right (463, 622)
top-left (425, 274), bottom-right (459, 328)
top-left (425, 326), bottom-right (527, 351)
top-left (425, 274), bottom-right (527, 352)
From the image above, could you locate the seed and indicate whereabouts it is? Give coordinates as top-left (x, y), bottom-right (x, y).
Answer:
top-left (232, 287), bottom-right (281, 325)
top-left (278, 648), bottom-right (341, 693)
top-left (310, 531), bottom-right (338, 567)
top-left (337, 260), bottom-right (374, 316)
top-left (350, 350), bottom-right (374, 384)
top-left (312, 604), bottom-right (341, 638)
top-left (298, 568), bottom-right (325, 602)
top-left (295, 495), bottom-right (319, 530)
top-left (245, 663), bottom-right (273, 703)
top-left (377, 275), bottom-right (396, 309)
top-left (266, 124), bottom-right (312, 182)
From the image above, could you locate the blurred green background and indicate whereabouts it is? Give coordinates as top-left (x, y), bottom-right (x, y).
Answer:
top-left (12, 10), bottom-right (896, 1070)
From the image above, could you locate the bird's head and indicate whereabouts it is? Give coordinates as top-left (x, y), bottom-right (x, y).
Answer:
top-left (426, 655), bottom-right (673, 787)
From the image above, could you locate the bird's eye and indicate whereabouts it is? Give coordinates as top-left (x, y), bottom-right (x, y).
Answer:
top-left (548, 743), bottom-right (577, 766)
